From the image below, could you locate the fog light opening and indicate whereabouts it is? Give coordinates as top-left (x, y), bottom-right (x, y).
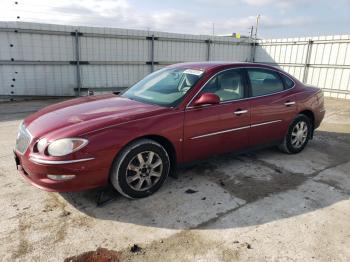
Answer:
top-left (47, 174), bottom-right (76, 181)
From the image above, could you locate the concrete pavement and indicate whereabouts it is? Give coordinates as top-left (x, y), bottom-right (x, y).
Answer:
top-left (0, 97), bottom-right (349, 261)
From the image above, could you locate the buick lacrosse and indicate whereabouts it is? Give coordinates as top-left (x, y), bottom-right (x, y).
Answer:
top-left (14, 62), bottom-right (325, 198)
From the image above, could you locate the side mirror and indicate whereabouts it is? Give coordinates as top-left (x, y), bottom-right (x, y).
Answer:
top-left (193, 93), bottom-right (220, 106)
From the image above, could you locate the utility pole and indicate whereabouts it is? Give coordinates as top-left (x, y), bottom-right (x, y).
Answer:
top-left (252, 14), bottom-right (261, 63)
top-left (255, 14), bottom-right (261, 40)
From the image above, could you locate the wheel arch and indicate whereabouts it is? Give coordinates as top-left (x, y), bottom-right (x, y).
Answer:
top-left (111, 134), bottom-right (177, 178)
top-left (140, 134), bottom-right (177, 170)
top-left (298, 109), bottom-right (315, 138)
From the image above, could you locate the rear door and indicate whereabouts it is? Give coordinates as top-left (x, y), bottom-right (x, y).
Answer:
top-left (245, 68), bottom-right (296, 146)
top-left (183, 68), bottom-right (251, 162)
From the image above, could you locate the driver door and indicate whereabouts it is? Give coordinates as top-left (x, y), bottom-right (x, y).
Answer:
top-left (183, 68), bottom-right (251, 162)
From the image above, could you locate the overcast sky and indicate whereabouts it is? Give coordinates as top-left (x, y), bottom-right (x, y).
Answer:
top-left (2, 0), bottom-right (350, 38)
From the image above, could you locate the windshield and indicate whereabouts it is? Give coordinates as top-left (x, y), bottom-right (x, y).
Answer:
top-left (121, 68), bottom-right (204, 107)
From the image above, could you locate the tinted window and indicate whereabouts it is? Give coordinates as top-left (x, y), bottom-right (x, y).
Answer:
top-left (201, 69), bottom-right (244, 102)
top-left (247, 69), bottom-right (284, 97)
top-left (282, 74), bottom-right (295, 89)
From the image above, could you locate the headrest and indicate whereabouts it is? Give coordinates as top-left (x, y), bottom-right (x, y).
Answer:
top-left (221, 74), bottom-right (241, 90)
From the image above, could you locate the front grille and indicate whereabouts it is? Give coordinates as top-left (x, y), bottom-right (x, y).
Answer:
top-left (15, 124), bottom-right (32, 154)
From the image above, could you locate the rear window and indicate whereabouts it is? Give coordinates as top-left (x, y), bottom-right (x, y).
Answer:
top-left (281, 74), bottom-right (295, 89)
top-left (247, 68), bottom-right (284, 97)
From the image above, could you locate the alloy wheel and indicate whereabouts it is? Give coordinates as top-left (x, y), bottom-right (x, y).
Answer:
top-left (291, 120), bottom-right (308, 149)
top-left (126, 151), bottom-right (163, 191)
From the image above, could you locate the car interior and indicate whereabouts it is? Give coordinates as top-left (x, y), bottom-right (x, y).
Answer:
top-left (248, 70), bottom-right (284, 96)
top-left (202, 70), bottom-right (244, 101)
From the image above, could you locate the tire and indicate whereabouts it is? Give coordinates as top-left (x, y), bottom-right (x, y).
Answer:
top-left (110, 139), bottom-right (170, 199)
top-left (279, 114), bottom-right (312, 154)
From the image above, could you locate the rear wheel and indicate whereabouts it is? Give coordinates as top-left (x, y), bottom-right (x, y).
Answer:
top-left (110, 139), bottom-right (170, 199)
top-left (279, 114), bottom-right (312, 154)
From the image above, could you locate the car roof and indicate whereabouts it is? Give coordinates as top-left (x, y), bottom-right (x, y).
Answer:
top-left (166, 61), bottom-right (281, 73)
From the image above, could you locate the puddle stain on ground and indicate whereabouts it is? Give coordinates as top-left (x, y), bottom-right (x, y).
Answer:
top-left (213, 170), bottom-right (307, 202)
top-left (64, 248), bottom-right (121, 262)
top-left (184, 155), bottom-right (308, 203)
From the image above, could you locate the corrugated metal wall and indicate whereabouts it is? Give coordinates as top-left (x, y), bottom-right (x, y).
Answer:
top-left (0, 22), bottom-right (252, 98)
top-left (1, 22), bottom-right (349, 100)
top-left (256, 35), bottom-right (350, 99)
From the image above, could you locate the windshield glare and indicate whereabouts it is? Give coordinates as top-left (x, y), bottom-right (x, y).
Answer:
top-left (122, 68), bottom-right (204, 107)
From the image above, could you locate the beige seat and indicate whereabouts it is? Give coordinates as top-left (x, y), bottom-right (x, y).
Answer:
top-left (215, 75), bottom-right (243, 101)
top-left (253, 78), bottom-right (283, 96)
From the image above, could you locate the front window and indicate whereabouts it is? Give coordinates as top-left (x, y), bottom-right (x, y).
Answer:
top-left (200, 69), bottom-right (245, 102)
top-left (122, 68), bottom-right (204, 107)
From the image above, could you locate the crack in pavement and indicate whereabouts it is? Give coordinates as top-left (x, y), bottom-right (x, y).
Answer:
top-left (312, 178), bottom-right (350, 196)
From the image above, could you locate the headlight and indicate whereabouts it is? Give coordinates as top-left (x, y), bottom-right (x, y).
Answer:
top-left (47, 138), bottom-right (88, 156)
top-left (37, 138), bottom-right (48, 153)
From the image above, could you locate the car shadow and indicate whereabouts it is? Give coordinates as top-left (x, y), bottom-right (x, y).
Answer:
top-left (60, 130), bottom-right (350, 230)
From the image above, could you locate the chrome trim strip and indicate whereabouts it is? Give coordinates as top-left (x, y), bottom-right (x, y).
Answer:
top-left (190, 119), bottom-right (282, 140)
top-left (190, 125), bottom-right (250, 140)
top-left (251, 119), bottom-right (282, 127)
top-left (186, 66), bottom-right (296, 109)
top-left (29, 157), bottom-right (94, 165)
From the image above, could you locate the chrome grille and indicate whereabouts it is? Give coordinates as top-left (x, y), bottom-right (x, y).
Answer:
top-left (15, 124), bottom-right (32, 154)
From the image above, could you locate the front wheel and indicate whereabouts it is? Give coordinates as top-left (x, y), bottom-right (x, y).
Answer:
top-left (110, 139), bottom-right (170, 199)
top-left (279, 114), bottom-right (312, 154)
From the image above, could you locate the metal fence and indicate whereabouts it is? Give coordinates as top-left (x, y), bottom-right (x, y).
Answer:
top-left (0, 22), bottom-right (349, 100)
top-left (0, 22), bottom-right (252, 98)
top-left (255, 35), bottom-right (350, 99)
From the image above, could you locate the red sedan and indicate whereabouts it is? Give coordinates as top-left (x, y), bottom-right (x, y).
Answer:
top-left (14, 62), bottom-right (325, 198)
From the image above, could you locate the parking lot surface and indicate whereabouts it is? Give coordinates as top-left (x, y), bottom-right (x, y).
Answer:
top-left (1, 98), bottom-right (350, 261)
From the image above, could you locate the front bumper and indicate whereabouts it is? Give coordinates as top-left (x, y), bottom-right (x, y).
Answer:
top-left (14, 151), bottom-right (110, 192)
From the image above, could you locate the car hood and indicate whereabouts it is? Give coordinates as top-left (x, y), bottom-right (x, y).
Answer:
top-left (24, 94), bottom-right (169, 139)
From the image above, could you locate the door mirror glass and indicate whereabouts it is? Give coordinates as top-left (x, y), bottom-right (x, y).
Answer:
top-left (193, 93), bottom-right (220, 106)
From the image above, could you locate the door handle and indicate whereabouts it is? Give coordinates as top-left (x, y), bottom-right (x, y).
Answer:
top-left (234, 109), bottom-right (248, 115)
top-left (284, 101), bottom-right (296, 106)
